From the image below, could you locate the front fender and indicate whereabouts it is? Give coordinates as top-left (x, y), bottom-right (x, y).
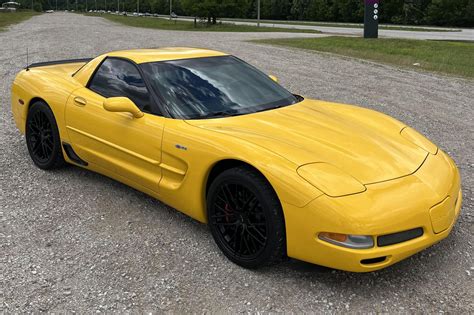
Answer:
top-left (158, 119), bottom-right (324, 223)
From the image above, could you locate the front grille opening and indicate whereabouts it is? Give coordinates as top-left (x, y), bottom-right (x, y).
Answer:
top-left (377, 227), bottom-right (424, 247)
top-left (361, 256), bottom-right (387, 265)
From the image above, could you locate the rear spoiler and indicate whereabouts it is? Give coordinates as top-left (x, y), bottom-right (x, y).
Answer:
top-left (26, 58), bottom-right (92, 70)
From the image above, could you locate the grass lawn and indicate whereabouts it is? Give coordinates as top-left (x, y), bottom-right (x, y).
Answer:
top-left (88, 13), bottom-right (321, 33)
top-left (0, 11), bottom-right (40, 31)
top-left (225, 18), bottom-right (461, 32)
top-left (253, 37), bottom-right (474, 78)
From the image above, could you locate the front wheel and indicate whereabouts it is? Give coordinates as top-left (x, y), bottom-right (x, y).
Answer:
top-left (25, 101), bottom-right (65, 170)
top-left (207, 166), bottom-right (286, 269)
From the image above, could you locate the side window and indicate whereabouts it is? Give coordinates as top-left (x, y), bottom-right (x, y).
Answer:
top-left (88, 58), bottom-right (151, 112)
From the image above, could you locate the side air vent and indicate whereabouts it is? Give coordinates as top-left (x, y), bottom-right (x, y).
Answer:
top-left (62, 143), bottom-right (88, 166)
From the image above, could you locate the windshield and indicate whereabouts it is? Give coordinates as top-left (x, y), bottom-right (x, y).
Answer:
top-left (140, 56), bottom-right (299, 119)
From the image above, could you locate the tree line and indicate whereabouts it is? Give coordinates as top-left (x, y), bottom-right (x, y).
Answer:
top-left (22, 0), bottom-right (474, 27)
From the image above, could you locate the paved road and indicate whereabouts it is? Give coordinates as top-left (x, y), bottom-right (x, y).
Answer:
top-left (165, 15), bottom-right (474, 41)
top-left (1, 12), bottom-right (473, 313)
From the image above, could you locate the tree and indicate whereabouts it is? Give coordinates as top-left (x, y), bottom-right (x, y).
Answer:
top-left (306, 0), bottom-right (331, 21)
top-left (334, 0), bottom-right (363, 22)
top-left (425, 0), bottom-right (471, 26)
top-left (182, 0), bottom-right (239, 24)
top-left (33, 1), bottom-right (43, 11)
top-left (290, 0), bottom-right (311, 20)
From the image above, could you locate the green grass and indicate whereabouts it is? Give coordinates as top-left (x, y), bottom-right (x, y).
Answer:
top-left (253, 37), bottom-right (474, 78)
top-left (88, 13), bottom-right (321, 33)
top-left (225, 18), bottom-right (461, 32)
top-left (0, 11), bottom-right (40, 31)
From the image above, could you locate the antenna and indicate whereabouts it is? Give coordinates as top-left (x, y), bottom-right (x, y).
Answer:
top-left (26, 48), bottom-right (29, 71)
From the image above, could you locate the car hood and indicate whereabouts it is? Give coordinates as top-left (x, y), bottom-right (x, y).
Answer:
top-left (186, 99), bottom-right (429, 184)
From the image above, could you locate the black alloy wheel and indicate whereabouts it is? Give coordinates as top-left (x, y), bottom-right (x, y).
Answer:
top-left (207, 166), bottom-right (286, 268)
top-left (26, 101), bottom-right (65, 169)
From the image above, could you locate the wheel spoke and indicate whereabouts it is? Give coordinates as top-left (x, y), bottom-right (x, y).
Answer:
top-left (246, 227), bottom-right (266, 245)
top-left (41, 142), bottom-right (47, 158)
top-left (237, 228), bottom-right (245, 255)
top-left (248, 225), bottom-right (266, 240)
top-left (241, 194), bottom-right (257, 211)
top-left (211, 213), bottom-right (236, 220)
top-left (242, 229), bottom-right (252, 254)
top-left (222, 185), bottom-right (238, 209)
top-left (216, 222), bottom-right (238, 226)
top-left (231, 225), bottom-right (240, 248)
top-left (246, 232), bottom-right (258, 253)
top-left (32, 143), bottom-right (41, 155)
top-left (29, 123), bottom-right (40, 133)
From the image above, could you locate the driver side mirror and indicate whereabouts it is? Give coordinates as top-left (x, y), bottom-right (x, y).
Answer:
top-left (269, 75), bottom-right (278, 83)
top-left (103, 97), bottom-right (144, 118)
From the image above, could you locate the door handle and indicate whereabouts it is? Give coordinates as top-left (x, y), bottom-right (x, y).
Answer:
top-left (74, 97), bottom-right (87, 106)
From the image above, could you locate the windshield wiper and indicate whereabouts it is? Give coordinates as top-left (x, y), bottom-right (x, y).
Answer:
top-left (199, 109), bottom-right (241, 119)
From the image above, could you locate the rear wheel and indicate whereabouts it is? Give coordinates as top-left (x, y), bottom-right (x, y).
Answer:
top-left (25, 101), bottom-right (65, 169)
top-left (207, 166), bottom-right (286, 268)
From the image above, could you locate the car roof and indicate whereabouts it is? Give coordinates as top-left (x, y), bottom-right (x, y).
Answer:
top-left (72, 47), bottom-right (230, 86)
top-left (106, 47), bottom-right (229, 64)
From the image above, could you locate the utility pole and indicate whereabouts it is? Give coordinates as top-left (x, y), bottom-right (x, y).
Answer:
top-left (95, 0), bottom-right (97, 10)
top-left (136, 0), bottom-right (139, 13)
top-left (117, 0), bottom-right (119, 12)
top-left (55, 0), bottom-right (57, 11)
top-left (169, 0), bottom-right (172, 20)
top-left (75, 0), bottom-right (77, 11)
top-left (257, 0), bottom-right (260, 27)
top-left (66, 0), bottom-right (69, 11)
top-left (105, 0), bottom-right (106, 11)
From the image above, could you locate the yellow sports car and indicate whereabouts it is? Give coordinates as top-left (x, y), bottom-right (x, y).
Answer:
top-left (11, 48), bottom-right (462, 272)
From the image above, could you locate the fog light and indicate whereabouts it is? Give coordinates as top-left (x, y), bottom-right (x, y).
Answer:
top-left (319, 232), bottom-right (374, 249)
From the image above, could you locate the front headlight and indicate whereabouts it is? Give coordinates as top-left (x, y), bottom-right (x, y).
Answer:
top-left (319, 232), bottom-right (374, 249)
top-left (400, 127), bottom-right (438, 155)
top-left (297, 163), bottom-right (366, 197)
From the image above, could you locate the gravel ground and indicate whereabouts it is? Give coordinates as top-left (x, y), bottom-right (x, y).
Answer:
top-left (1, 13), bottom-right (473, 313)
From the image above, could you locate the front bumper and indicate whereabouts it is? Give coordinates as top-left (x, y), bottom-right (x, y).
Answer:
top-left (283, 150), bottom-right (462, 272)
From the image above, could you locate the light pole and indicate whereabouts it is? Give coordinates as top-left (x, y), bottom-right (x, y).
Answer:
top-left (169, 0), bottom-right (172, 20)
top-left (257, 0), bottom-right (260, 27)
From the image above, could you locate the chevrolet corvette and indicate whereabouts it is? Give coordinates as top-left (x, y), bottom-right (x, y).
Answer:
top-left (11, 48), bottom-right (462, 272)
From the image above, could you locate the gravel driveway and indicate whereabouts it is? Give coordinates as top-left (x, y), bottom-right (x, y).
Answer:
top-left (1, 12), bottom-right (473, 313)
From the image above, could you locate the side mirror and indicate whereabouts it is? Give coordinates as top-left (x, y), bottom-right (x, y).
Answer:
top-left (269, 75), bottom-right (278, 83)
top-left (103, 97), bottom-right (143, 118)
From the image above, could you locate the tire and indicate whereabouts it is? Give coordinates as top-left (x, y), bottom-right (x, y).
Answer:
top-left (25, 101), bottom-right (65, 170)
top-left (207, 166), bottom-right (286, 269)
